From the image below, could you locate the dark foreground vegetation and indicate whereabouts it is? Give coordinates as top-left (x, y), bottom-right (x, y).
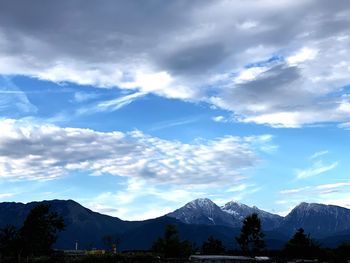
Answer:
top-left (1, 206), bottom-right (350, 263)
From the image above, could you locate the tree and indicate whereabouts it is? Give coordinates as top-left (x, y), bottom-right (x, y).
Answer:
top-left (333, 242), bottom-right (350, 262)
top-left (0, 225), bottom-right (19, 256)
top-left (235, 213), bottom-right (265, 256)
top-left (19, 204), bottom-right (65, 256)
top-left (102, 234), bottom-right (120, 253)
top-left (201, 236), bottom-right (225, 255)
top-left (284, 228), bottom-right (320, 259)
top-left (152, 224), bottom-right (192, 258)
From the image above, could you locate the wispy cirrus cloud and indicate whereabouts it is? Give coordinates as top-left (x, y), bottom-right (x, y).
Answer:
top-left (149, 116), bottom-right (202, 131)
top-left (279, 181), bottom-right (350, 209)
top-left (296, 161), bottom-right (338, 179)
top-left (76, 92), bottom-right (146, 115)
top-left (310, 150), bottom-right (329, 160)
top-left (0, 77), bottom-right (37, 116)
top-left (281, 182), bottom-right (350, 196)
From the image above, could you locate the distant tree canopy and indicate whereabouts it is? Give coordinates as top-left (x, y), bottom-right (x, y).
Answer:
top-left (201, 236), bottom-right (225, 255)
top-left (333, 242), bottom-right (350, 262)
top-left (0, 204), bottom-right (65, 257)
top-left (236, 213), bottom-right (265, 256)
top-left (102, 234), bottom-right (120, 252)
top-left (20, 204), bottom-right (65, 256)
top-left (152, 224), bottom-right (192, 258)
top-left (0, 225), bottom-right (19, 256)
top-left (284, 228), bottom-right (320, 259)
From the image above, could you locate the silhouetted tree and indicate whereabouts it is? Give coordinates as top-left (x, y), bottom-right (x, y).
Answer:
top-left (102, 234), bottom-right (120, 253)
top-left (284, 228), bottom-right (320, 259)
top-left (201, 236), bottom-right (225, 255)
top-left (0, 225), bottom-right (19, 257)
top-left (152, 224), bottom-right (192, 258)
top-left (333, 242), bottom-right (350, 262)
top-left (19, 204), bottom-right (65, 256)
top-left (236, 213), bottom-right (265, 256)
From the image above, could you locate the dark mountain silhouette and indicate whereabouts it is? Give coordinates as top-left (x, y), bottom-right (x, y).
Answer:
top-left (279, 202), bottom-right (350, 238)
top-left (0, 200), bottom-right (142, 249)
top-left (1, 199), bottom-right (350, 250)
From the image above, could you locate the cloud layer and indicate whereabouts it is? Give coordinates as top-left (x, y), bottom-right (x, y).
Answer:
top-left (0, 119), bottom-right (271, 184)
top-left (2, 0), bottom-right (350, 127)
top-left (279, 181), bottom-right (350, 209)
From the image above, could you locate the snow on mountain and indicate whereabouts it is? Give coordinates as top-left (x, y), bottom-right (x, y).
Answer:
top-left (169, 199), bottom-right (350, 236)
top-left (167, 198), bottom-right (240, 227)
top-left (221, 200), bottom-right (283, 230)
top-left (167, 198), bottom-right (282, 229)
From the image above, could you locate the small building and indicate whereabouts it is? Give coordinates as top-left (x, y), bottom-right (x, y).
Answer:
top-left (86, 249), bottom-right (106, 255)
top-left (254, 256), bottom-right (270, 261)
top-left (189, 255), bottom-right (255, 263)
top-left (63, 250), bottom-right (86, 257)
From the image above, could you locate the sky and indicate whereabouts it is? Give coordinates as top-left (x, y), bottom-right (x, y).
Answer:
top-left (1, 0), bottom-right (350, 220)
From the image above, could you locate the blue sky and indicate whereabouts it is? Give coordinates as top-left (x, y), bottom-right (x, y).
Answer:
top-left (1, 0), bottom-right (350, 220)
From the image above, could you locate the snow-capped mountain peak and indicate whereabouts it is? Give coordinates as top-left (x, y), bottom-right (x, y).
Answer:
top-left (167, 198), bottom-right (241, 227)
top-left (185, 198), bottom-right (216, 210)
top-left (167, 198), bottom-right (282, 229)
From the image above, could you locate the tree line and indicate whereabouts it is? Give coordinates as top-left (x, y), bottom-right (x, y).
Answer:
top-left (0, 204), bottom-right (65, 260)
top-left (1, 205), bottom-right (350, 262)
top-left (152, 213), bottom-right (350, 262)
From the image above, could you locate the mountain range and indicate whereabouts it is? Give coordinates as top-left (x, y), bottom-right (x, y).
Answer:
top-left (1, 198), bottom-right (350, 250)
top-left (167, 198), bottom-right (282, 230)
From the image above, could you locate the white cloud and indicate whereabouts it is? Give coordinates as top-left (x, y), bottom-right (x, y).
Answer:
top-left (281, 181), bottom-right (350, 196)
top-left (212, 115), bottom-right (228, 123)
top-left (0, 77), bottom-right (37, 115)
top-left (77, 92), bottom-right (146, 115)
top-left (0, 119), bottom-right (271, 185)
top-left (316, 182), bottom-right (350, 190)
top-left (226, 184), bottom-right (248, 193)
top-left (286, 47), bottom-right (318, 66)
top-left (234, 66), bottom-right (269, 84)
top-left (322, 196), bottom-right (350, 209)
top-left (0, 193), bottom-right (15, 199)
top-left (82, 178), bottom-right (207, 219)
top-left (2, 1), bottom-right (350, 127)
top-left (279, 181), bottom-right (350, 210)
top-left (310, 150), bottom-right (329, 159)
top-left (296, 161), bottom-right (338, 179)
top-left (74, 92), bottom-right (100, 103)
top-left (280, 187), bottom-right (310, 195)
top-left (149, 116), bottom-right (201, 131)
top-left (338, 122), bottom-right (350, 129)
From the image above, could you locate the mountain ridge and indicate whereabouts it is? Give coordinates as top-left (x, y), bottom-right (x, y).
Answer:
top-left (1, 198), bottom-right (350, 250)
top-left (167, 198), bottom-right (283, 230)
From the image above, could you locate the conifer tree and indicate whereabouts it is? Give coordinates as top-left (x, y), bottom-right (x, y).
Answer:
top-left (236, 213), bottom-right (265, 256)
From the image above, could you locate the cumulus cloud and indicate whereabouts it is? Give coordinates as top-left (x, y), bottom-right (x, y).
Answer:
top-left (2, 1), bottom-right (350, 126)
top-left (0, 119), bottom-right (272, 184)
